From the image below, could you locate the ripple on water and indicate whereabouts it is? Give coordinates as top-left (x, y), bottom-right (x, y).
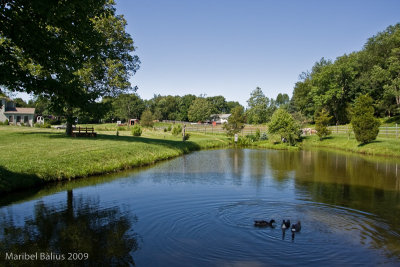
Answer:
top-left (134, 196), bottom-right (398, 265)
top-left (213, 199), bottom-right (397, 264)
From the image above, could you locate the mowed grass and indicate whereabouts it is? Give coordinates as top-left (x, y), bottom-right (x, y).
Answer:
top-left (0, 126), bottom-right (229, 193)
top-left (302, 134), bottom-right (400, 157)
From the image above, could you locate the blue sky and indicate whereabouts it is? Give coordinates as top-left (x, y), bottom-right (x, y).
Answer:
top-left (13, 0), bottom-right (400, 107)
top-left (114, 0), bottom-right (400, 107)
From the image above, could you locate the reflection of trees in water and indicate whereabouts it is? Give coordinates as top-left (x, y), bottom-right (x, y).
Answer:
top-left (265, 151), bottom-right (298, 183)
top-left (0, 190), bottom-right (139, 266)
top-left (267, 150), bottom-right (400, 260)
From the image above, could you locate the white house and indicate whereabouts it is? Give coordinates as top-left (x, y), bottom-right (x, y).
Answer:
top-left (0, 97), bottom-right (35, 126)
top-left (210, 113), bottom-right (231, 124)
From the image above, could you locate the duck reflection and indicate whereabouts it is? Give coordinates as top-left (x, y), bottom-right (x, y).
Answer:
top-left (0, 190), bottom-right (140, 266)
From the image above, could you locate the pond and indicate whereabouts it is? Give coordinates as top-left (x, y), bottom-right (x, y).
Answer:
top-left (1, 149), bottom-right (400, 266)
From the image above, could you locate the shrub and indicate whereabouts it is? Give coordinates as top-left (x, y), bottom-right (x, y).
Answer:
top-left (235, 136), bottom-right (253, 146)
top-left (260, 132), bottom-right (268, 140)
top-left (5, 119), bottom-right (9, 125)
top-left (163, 128), bottom-right (167, 132)
top-left (315, 108), bottom-right (332, 140)
top-left (171, 124), bottom-right (182, 136)
top-left (351, 94), bottom-right (380, 144)
top-left (223, 106), bottom-right (245, 136)
top-left (255, 129), bottom-right (261, 140)
top-left (183, 133), bottom-right (190, 141)
top-left (140, 109), bottom-right (154, 127)
top-left (268, 108), bottom-right (301, 145)
top-left (245, 134), bottom-right (258, 142)
top-left (167, 125), bottom-right (172, 131)
top-left (131, 125), bottom-right (142, 136)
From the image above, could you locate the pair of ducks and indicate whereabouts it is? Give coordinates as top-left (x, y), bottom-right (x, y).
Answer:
top-left (254, 219), bottom-right (301, 232)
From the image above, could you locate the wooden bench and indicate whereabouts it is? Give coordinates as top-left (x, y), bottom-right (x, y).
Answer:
top-left (72, 126), bottom-right (97, 137)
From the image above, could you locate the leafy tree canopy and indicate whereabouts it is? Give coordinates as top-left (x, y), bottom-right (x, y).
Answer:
top-left (0, 0), bottom-right (140, 134)
top-left (188, 98), bottom-right (212, 122)
top-left (268, 108), bottom-right (301, 145)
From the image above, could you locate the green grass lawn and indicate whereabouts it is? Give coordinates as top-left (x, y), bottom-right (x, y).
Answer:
top-left (2, 125), bottom-right (399, 194)
top-left (302, 134), bottom-right (400, 157)
top-left (0, 126), bottom-right (229, 193)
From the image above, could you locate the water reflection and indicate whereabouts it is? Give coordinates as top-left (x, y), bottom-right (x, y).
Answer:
top-left (264, 149), bottom-right (400, 259)
top-left (1, 149), bottom-right (400, 265)
top-left (0, 190), bottom-right (139, 266)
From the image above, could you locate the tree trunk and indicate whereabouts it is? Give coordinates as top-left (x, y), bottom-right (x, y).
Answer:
top-left (66, 105), bottom-right (74, 136)
top-left (67, 190), bottom-right (73, 218)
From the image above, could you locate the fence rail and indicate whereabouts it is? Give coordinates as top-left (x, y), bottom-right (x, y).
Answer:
top-left (328, 124), bottom-right (399, 138)
top-left (160, 121), bottom-right (267, 135)
top-left (161, 120), bottom-right (399, 138)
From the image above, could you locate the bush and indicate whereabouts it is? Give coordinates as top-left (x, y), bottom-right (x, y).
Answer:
top-left (167, 125), bottom-right (172, 131)
top-left (255, 129), bottom-right (261, 140)
top-left (351, 94), bottom-right (380, 144)
top-left (245, 134), bottom-right (258, 142)
top-left (183, 133), bottom-right (190, 141)
top-left (171, 124), bottom-right (182, 136)
top-left (140, 109), bottom-right (154, 127)
top-left (163, 128), bottom-right (168, 132)
top-left (268, 108), bottom-right (301, 145)
top-left (260, 132), bottom-right (268, 140)
top-left (315, 108), bottom-right (332, 140)
top-left (234, 136), bottom-right (254, 146)
top-left (131, 125), bottom-right (142, 136)
top-left (4, 119), bottom-right (9, 125)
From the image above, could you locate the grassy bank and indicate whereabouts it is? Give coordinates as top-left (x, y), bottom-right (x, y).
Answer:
top-left (0, 126), bottom-right (229, 193)
top-left (301, 134), bottom-right (400, 157)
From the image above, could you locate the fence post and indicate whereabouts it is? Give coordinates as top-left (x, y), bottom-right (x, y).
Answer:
top-left (396, 123), bottom-right (398, 139)
top-left (386, 125), bottom-right (388, 138)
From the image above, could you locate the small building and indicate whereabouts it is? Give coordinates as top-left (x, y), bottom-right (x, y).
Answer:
top-left (129, 119), bottom-right (139, 125)
top-left (0, 97), bottom-right (35, 126)
top-left (210, 113), bottom-right (231, 124)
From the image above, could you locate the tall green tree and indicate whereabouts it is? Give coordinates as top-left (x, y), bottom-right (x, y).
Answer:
top-left (0, 0), bottom-right (140, 135)
top-left (246, 87), bottom-right (276, 124)
top-left (222, 106), bottom-right (246, 136)
top-left (315, 108), bottom-right (333, 140)
top-left (113, 94), bottom-right (145, 122)
top-left (276, 93), bottom-right (290, 107)
top-left (188, 98), bottom-right (212, 122)
top-left (176, 94), bottom-right (196, 121)
top-left (351, 95), bottom-right (380, 144)
top-left (268, 108), bottom-right (301, 146)
top-left (140, 109), bottom-right (154, 127)
top-left (206, 95), bottom-right (228, 114)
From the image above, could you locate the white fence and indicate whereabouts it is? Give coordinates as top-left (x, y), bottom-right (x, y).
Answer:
top-left (328, 124), bottom-right (399, 138)
top-left (161, 120), bottom-right (400, 138)
top-left (160, 120), bottom-right (267, 135)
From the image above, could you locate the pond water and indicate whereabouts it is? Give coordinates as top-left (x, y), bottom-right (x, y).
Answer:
top-left (1, 149), bottom-right (400, 266)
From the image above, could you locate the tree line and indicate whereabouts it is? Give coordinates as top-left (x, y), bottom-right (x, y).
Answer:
top-left (12, 91), bottom-right (290, 124)
top-left (291, 23), bottom-right (400, 124)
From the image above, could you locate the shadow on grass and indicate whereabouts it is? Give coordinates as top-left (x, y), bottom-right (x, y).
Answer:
top-left (14, 130), bottom-right (202, 150)
top-left (0, 166), bottom-right (43, 199)
top-left (357, 140), bottom-right (383, 147)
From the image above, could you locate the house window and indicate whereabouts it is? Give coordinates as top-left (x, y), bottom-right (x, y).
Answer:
top-left (9, 116), bottom-right (13, 122)
top-left (24, 116), bottom-right (29, 123)
top-left (16, 116), bottom-right (21, 122)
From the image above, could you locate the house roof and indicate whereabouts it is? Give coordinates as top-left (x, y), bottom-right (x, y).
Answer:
top-left (4, 107), bottom-right (35, 114)
top-left (219, 114), bottom-right (231, 119)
